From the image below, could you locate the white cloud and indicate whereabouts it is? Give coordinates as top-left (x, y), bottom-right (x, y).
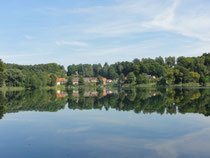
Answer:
top-left (82, 0), bottom-right (210, 42)
top-left (37, 0), bottom-right (210, 42)
top-left (146, 128), bottom-right (210, 158)
top-left (85, 21), bottom-right (146, 37)
top-left (55, 41), bottom-right (89, 47)
top-left (143, 0), bottom-right (210, 41)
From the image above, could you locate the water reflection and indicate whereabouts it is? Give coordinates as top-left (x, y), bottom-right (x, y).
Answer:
top-left (0, 88), bottom-right (210, 158)
top-left (0, 90), bottom-right (66, 117)
top-left (0, 87), bottom-right (209, 119)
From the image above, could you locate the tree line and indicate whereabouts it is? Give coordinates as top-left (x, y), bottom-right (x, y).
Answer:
top-left (67, 53), bottom-right (210, 86)
top-left (0, 61), bottom-right (66, 89)
top-left (0, 53), bottom-right (209, 89)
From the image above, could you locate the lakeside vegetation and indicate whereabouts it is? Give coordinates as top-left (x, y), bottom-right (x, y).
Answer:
top-left (0, 61), bottom-right (66, 89)
top-left (0, 53), bottom-right (209, 89)
top-left (67, 53), bottom-right (210, 87)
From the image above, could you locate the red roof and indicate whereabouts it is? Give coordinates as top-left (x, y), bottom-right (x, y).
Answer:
top-left (103, 78), bottom-right (107, 82)
top-left (57, 78), bottom-right (66, 82)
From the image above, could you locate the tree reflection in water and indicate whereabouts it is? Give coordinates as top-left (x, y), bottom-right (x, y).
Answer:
top-left (0, 87), bottom-right (209, 119)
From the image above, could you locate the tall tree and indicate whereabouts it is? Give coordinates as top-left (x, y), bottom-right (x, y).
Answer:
top-left (102, 62), bottom-right (109, 77)
top-left (97, 75), bottom-right (103, 85)
top-left (136, 74), bottom-right (149, 84)
top-left (155, 56), bottom-right (164, 65)
top-left (79, 76), bottom-right (84, 85)
top-left (118, 73), bottom-right (125, 85)
top-left (0, 59), bottom-right (5, 72)
top-left (126, 72), bottom-right (136, 84)
top-left (67, 75), bottom-right (74, 86)
top-left (165, 56), bottom-right (175, 68)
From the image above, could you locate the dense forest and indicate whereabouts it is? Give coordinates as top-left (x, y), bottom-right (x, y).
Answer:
top-left (0, 53), bottom-right (209, 89)
top-left (0, 61), bottom-right (66, 89)
top-left (67, 53), bottom-right (210, 86)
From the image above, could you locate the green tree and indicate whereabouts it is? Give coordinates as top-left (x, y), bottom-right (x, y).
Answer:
top-left (67, 75), bottom-right (73, 86)
top-left (157, 77), bottom-right (167, 85)
top-left (133, 58), bottom-right (140, 65)
top-left (0, 73), bottom-right (4, 87)
top-left (199, 74), bottom-right (207, 86)
top-left (136, 73), bottom-right (149, 84)
top-left (126, 72), bottom-right (136, 84)
top-left (165, 56), bottom-right (175, 68)
top-left (4, 69), bottom-right (25, 87)
top-left (174, 69), bottom-right (183, 84)
top-left (190, 72), bottom-right (200, 83)
top-left (0, 60), bottom-right (6, 87)
top-left (26, 75), bottom-right (41, 89)
top-left (49, 74), bottom-right (57, 86)
top-left (165, 69), bottom-right (175, 84)
top-left (133, 65), bottom-right (140, 76)
top-left (155, 56), bottom-right (164, 65)
top-left (97, 75), bottom-right (104, 85)
top-left (108, 67), bottom-right (118, 79)
top-left (117, 64), bottom-right (124, 74)
top-left (79, 76), bottom-right (84, 85)
top-left (0, 59), bottom-right (6, 72)
top-left (93, 64), bottom-right (102, 76)
top-left (118, 73), bottom-right (125, 85)
top-left (67, 64), bottom-right (78, 76)
top-left (102, 62), bottom-right (109, 77)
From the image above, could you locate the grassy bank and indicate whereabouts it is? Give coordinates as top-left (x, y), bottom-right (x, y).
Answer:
top-left (122, 83), bottom-right (156, 88)
top-left (0, 86), bottom-right (57, 91)
top-left (0, 86), bottom-right (25, 91)
top-left (1, 82), bottom-right (209, 91)
top-left (121, 82), bottom-right (210, 88)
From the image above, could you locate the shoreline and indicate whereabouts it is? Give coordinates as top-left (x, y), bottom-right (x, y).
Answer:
top-left (1, 82), bottom-right (210, 91)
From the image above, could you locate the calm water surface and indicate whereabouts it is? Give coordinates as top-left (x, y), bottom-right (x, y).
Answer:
top-left (0, 88), bottom-right (210, 158)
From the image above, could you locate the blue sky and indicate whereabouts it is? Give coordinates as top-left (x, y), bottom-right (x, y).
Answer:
top-left (0, 0), bottom-right (210, 67)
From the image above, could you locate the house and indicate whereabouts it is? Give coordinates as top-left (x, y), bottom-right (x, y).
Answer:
top-left (71, 77), bottom-right (116, 85)
top-left (102, 78), bottom-right (107, 85)
top-left (83, 77), bottom-right (98, 83)
top-left (57, 78), bottom-right (67, 85)
top-left (84, 78), bottom-right (90, 83)
top-left (73, 78), bottom-right (79, 85)
top-left (107, 79), bottom-right (113, 83)
top-left (89, 77), bottom-right (98, 83)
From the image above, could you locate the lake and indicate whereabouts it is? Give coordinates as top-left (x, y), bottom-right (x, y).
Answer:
top-left (0, 87), bottom-right (210, 158)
